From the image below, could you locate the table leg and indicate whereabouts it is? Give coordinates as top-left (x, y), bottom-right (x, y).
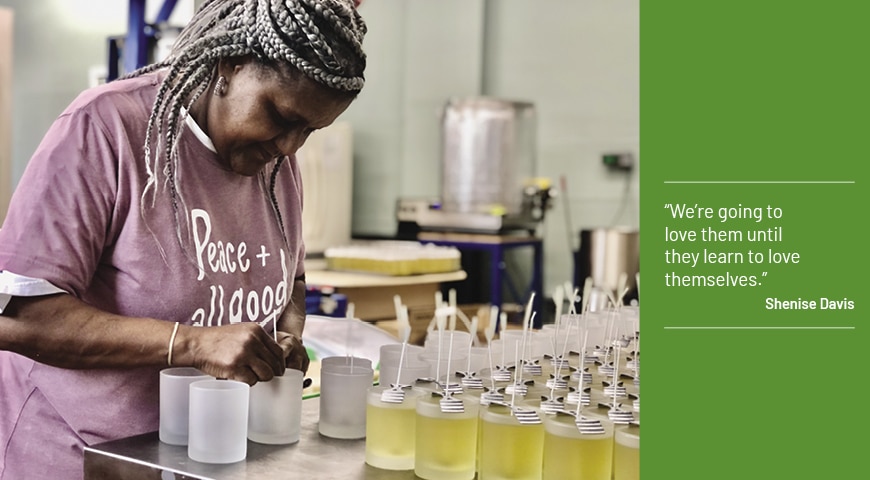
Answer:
top-left (532, 241), bottom-right (544, 328)
top-left (490, 245), bottom-right (503, 324)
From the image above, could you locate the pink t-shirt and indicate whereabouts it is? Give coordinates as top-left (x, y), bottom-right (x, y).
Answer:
top-left (0, 72), bottom-right (306, 479)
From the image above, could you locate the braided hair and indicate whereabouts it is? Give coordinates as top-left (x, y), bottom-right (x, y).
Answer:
top-left (124, 0), bottom-right (366, 251)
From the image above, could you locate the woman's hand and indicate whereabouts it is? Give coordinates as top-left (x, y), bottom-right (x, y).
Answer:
top-left (178, 322), bottom-right (286, 385)
top-left (276, 331), bottom-right (310, 374)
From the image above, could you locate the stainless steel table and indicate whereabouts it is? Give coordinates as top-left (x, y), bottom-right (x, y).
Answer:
top-left (83, 398), bottom-right (419, 480)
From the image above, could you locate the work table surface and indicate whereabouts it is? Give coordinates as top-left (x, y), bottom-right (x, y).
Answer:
top-left (84, 397), bottom-right (419, 480)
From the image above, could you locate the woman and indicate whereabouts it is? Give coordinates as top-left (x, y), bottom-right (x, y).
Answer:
top-left (0, 0), bottom-right (366, 478)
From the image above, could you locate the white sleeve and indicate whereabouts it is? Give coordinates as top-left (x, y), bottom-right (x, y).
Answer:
top-left (0, 271), bottom-right (68, 314)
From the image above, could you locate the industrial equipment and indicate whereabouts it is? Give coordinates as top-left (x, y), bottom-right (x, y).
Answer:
top-left (397, 97), bottom-right (554, 236)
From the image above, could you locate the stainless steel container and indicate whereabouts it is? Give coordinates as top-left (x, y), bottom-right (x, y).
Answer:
top-left (575, 227), bottom-right (640, 307)
top-left (440, 97), bottom-right (537, 216)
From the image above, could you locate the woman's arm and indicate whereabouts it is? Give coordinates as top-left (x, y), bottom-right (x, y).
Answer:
top-left (276, 277), bottom-right (310, 373)
top-left (0, 293), bottom-right (286, 385)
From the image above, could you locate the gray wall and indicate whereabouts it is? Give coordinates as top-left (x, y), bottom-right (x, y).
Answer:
top-left (3, 0), bottom-right (122, 183)
top-left (343, 0), bottom-right (639, 298)
top-left (1, 0), bottom-right (638, 301)
top-left (0, 0), bottom-right (196, 183)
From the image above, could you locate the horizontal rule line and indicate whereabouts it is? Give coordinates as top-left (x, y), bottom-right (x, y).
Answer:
top-left (664, 326), bottom-right (855, 330)
top-left (663, 181), bottom-right (855, 184)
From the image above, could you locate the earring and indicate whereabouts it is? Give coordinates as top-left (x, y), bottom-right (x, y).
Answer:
top-left (214, 75), bottom-right (227, 97)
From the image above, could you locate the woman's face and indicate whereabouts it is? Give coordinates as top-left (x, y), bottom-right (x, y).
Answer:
top-left (203, 59), bottom-right (355, 176)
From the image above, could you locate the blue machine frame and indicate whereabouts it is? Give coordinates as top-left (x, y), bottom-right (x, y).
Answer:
top-left (107, 0), bottom-right (180, 81)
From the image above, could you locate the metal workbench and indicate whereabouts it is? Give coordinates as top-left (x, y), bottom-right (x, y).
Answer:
top-left (83, 397), bottom-right (418, 480)
top-left (417, 232), bottom-right (544, 327)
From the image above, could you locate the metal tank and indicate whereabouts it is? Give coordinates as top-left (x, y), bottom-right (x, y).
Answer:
top-left (575, 227), bottom-right (641, 309)
top-left (439, 97), bottom-right (537, 217)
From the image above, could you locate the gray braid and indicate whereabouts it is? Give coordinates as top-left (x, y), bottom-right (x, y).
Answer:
top-left (121, 0), bottom-right (366, 251)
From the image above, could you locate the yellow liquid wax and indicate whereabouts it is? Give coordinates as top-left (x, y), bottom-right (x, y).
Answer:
top-left (415, 413), bottom-right (478, 480)
top-left (542, 431), bottom-right (613, 480)
top-left (365, 403), bottom-right (417, 470)
top-left (479, 417), bottom-right (544, 480)
top-left (476, 416), bottom-right (483, 473)
top-left (613, 437), bottom-right (639, 480)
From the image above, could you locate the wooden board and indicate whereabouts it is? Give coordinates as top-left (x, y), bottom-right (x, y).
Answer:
top-left (0, 8), bottom-right (13, 224)
top-left (306, 269), bottom-right (467, 321)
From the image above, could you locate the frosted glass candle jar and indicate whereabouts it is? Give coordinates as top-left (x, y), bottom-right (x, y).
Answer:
top-left (379, 359), bottom-right (432, 388)
top-left (319, 363), bottom-right (374, 439)
top-left (613, 425), bottom-right (640, 480)
top-left (187, 379), bottom-right (249, 464)
top-left (379, 344), bottom-right (429, 386)
top-left (542, 412), bottom-right (614, 480)
top-left (414, 394), bottom-right (479, 480)
top-left (247, 369), bottom-right (304, 445)
top-left (478, 404), bottom-right (545, 480)
top-left (365, 386), bottom-right (423, 470)
top-left (321, 355), bottom-right (372, 371)
top-left (159, 367), bottom-right (210, 446)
